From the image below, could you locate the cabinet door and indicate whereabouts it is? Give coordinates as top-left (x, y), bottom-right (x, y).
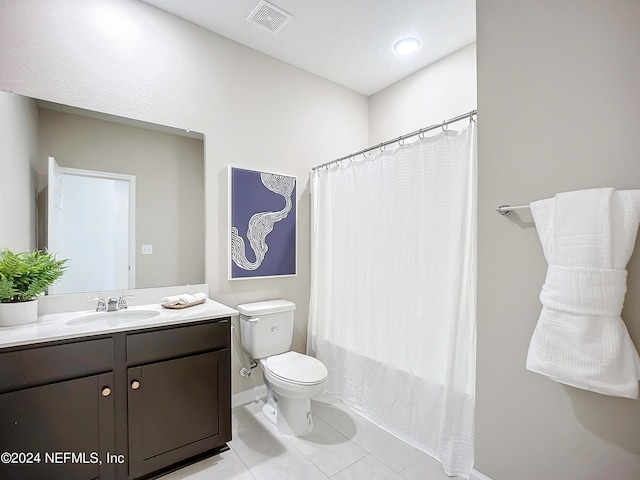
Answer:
top-left (127, 349), bottom-right (229, 478)
top-left (0, 372), bottom-right (115, 480)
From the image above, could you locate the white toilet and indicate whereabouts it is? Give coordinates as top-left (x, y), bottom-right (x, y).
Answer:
top-left (237, 299), bottom-right (328, 436)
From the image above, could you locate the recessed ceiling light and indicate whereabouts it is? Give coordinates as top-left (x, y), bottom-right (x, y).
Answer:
top-left (393, 37), bottom-right (421, 56)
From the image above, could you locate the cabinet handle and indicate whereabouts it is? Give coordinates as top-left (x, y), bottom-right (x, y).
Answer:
top-left (131, 380), bottom-right (140, 390)
top-left (101, 386), bottom-right (111, 397)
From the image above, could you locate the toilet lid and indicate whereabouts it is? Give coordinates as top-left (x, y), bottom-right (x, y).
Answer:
top-left (265, 351), bottom-right (328, 385)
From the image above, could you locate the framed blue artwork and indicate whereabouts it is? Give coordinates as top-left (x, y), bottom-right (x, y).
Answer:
top-left (229, 167), bottom-right (297, 279)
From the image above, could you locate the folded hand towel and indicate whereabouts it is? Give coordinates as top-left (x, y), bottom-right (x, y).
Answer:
top-left (527, 188), bottom-right (640, 399)
top-left (161, 292), bottom-right (208, 306)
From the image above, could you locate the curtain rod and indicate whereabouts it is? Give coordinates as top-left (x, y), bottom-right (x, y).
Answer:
top-left (311, 109), bottom-right (477, 171)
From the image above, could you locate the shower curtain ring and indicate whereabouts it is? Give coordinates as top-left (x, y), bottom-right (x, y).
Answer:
top-left (441, 120), bottom-right (448, 132)
top-left (397, 137), bottom-right (404, 147)
top-left (418, 129), bottom-right (425, 140)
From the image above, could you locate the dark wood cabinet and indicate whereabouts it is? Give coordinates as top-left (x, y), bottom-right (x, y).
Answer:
top-left (0, 372), bottom-right (115, 480)
top-left (127, 350), bottom-right (229, 478)
top-left (0, 337), bottom-right (115, 480)
top-left (126, 321), bottom-right (231, 479)
top-left (0, 317), bottom-right (231, 480)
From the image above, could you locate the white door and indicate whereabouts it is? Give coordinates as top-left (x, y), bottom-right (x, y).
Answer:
top-left (47, 158), bottom-right (136, 294)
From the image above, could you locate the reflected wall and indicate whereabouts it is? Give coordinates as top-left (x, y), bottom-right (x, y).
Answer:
top-left (36, 104), bottom-right (205, 291)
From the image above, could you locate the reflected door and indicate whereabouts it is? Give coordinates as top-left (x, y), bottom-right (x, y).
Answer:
top-left (47, 157), bottom-right (136, 294)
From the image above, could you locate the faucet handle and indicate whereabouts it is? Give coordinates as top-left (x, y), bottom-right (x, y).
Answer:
top-left (118, 294), bottom-right (134, 310)
top-left (88, 296), bottom-right (107, 312)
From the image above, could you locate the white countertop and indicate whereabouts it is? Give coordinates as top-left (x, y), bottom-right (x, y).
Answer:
top-left (0, 299), bottom-right (238, 349)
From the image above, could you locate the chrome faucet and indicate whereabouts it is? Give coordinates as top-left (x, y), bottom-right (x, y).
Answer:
top-left (89, 296), bottom-right (108, 312)
top-left (107, 297), bottom-right (119, 312)
top-left (89, 294), bottom-right (133, 312)
top-left (117, 295), bottom-right (134, 310)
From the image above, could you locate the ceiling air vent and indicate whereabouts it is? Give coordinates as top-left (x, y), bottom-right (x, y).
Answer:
top-left (246, 0), bottom-right (292, 34)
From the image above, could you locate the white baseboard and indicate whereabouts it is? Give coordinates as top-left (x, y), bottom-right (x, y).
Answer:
top-left (232, 385), bottom-right (267, 408)
top-left (470, 468), bottom-right (493, 480)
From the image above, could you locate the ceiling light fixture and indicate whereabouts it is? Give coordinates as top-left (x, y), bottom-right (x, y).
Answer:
top-left (393, 37), bottom-right (421, 56)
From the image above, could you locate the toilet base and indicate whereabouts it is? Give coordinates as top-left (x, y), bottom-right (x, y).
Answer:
top-left (261, 395), bottom-right (314, 436)
top-left (262, 402), bottom-right (278, 426)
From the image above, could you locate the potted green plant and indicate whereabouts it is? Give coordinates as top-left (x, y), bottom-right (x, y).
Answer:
top-left (0, 249), bottom-right (68, 326)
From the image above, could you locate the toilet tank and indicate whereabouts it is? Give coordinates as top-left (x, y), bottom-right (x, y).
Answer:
top-left (237, 300), bottom-right (296, 359)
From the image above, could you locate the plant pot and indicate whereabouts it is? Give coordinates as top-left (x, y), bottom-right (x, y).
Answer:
top-left (0, 299), bottom-right (39, 327)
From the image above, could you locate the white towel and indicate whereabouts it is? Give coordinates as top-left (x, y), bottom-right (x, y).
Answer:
top-left (161, 292), bottom-right (207, 306)
top-left (527, 188), bottom-right (640, 399)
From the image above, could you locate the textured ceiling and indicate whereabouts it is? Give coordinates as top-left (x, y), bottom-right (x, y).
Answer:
top-left (140, 0), bottom-right (476, 96)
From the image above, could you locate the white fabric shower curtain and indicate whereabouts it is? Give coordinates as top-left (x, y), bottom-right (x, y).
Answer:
top-left (308, 122), bottom-right (477, 478)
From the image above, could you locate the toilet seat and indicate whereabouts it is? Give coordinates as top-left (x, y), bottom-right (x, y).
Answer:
top-left (264, 351), bottom-right (328, 386)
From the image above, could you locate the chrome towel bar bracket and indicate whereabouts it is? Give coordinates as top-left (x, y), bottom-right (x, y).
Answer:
top-left (496, 204), bottom-right (530, 216)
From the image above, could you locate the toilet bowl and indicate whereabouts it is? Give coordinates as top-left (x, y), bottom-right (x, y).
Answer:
top-left (237, 300), bottom-right (328, 436)
top-left (260, 351), bottom-right (327, 435)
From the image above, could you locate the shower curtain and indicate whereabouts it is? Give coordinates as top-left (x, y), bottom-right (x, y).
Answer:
top-left (308, 122), bottom-right (477, 478)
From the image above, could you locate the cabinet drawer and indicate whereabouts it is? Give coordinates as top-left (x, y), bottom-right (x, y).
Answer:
top-left (0, 338), bottom-right (113, 392)
top-left (127, 319), bottom-right (229, 365)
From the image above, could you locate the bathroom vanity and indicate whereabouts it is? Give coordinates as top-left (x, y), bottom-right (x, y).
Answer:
top-left (0, 299), bottom-right (236, 480)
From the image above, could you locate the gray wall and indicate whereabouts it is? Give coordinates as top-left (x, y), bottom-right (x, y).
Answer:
top-left (476, 0), bottom-right (640, 478)
top-left (0, 92), bottom-right (38, 252)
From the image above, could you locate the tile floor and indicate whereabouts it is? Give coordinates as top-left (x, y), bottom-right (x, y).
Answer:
top-left (160, 392), bottom-right (460, 480)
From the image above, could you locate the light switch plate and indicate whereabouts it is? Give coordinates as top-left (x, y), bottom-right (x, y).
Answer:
top-left (141, 244), bottom-right (153, 255)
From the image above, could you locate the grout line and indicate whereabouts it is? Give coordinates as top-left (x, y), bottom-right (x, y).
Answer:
top-left (231, 393), bottom-right (494, 480)
top-left (225, 442), bottom-right (258, 480)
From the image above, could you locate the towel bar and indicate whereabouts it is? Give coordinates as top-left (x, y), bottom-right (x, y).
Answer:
top-left (496, 204), bottom-right (530, 216)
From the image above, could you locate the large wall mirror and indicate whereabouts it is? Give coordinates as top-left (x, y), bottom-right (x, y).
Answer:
top-left (15, 94), bottom-right (205, 294)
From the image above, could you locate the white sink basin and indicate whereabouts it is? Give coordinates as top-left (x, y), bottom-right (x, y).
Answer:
top-left (66, 309), bottom-right (160, 326)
